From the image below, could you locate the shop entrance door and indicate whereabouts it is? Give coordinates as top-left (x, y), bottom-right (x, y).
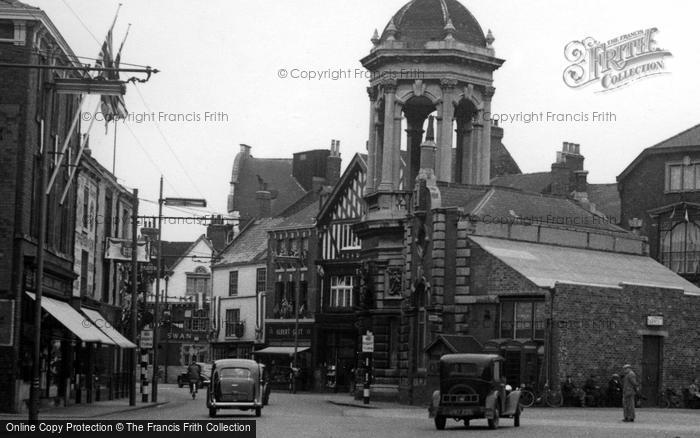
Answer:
top-left (641, 336), bottom-right (662, 406)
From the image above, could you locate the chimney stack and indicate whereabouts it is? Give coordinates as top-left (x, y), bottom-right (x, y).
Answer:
top-left (255, 190), bottom-right (272, 217)
top-left (325, 139), bottom-right (342, 185)
top-left (240, 144), bottom-right (252, 155)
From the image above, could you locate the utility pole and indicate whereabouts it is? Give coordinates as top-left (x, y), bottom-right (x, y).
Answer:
top-left (152, 176), bottom-right (163, 402)
top-left (292, 258), bottom-right (301, 394)
top-left (129, 189), bottom-right (139, 406)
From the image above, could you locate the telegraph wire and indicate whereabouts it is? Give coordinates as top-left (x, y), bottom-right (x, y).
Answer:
top-left (132, 83), bottom-right (207, 200)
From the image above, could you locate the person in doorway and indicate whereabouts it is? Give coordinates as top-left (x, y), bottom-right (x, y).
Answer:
top-left (688, 378), bottom-right (700, 409)
top-left (622, 364), bottom-right (639, 422)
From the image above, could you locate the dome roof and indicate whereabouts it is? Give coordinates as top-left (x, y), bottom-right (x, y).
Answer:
top-left (380, 0), bottom-right (486, 47)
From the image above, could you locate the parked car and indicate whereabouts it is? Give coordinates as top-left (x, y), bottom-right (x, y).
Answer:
top-left (206, 359), bottom-right (264, 417)
top-left (429, 354), bottom-right (523, 430)
top-left (177, 362), bottom-right (211, 388)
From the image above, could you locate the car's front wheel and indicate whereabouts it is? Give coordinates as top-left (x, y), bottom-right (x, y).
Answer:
top-left (488, 406), bottom-right (500, 429)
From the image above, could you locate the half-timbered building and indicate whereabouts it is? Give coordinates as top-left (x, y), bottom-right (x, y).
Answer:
top-left (315, 154), bottom-right (367, 391)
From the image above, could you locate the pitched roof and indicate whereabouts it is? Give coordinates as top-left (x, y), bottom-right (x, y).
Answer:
top-left (471, 235), bottom-right (700, 295)
top-left (587, 183), bottom-right (620, 221)
top-left (317, 153), bottom-right (367, 223)
top-left (425, 335), bottom-right (483, 354)
top-left (438, 184), bottom-right (625, 233)
top-left (215, 217), bottom-right (283, 266)
top-left (490, 172), bottom-right (552, 193)
top-left (160, 241), bottom-right (196, 272)
top-left (0, 0), bottom-right (39, 9)
top-left (618, 124), bottom-right (700, 181)
top-left (161, 235), bottom-right (214, 273)
top-left (274, 194), bottom-right (320, 230)
top-left (231, 154), bottom-right (305, 220)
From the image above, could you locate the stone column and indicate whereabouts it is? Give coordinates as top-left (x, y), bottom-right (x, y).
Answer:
top-left (379, 79), bottom-right (398, 191)
top-left (366, 86), bottom-right (378, 194)
top-left (478, 86), bottom-right (495, 185)
top-left (437, 79), bottom-right (457, 182)
top-left (405, 115), bottom-right (424, 189)
top-left (455, 118), bottom-right (472, 184)
top-left (470, 114), bottom-right (483, 185)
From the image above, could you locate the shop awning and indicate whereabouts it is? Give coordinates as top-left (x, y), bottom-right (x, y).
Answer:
top-left (252, 346), bottom-right (310, 356)
top-left (25, 292), bottom-right (116, 345)
top-left (81, 308), bottom-right (137, 349)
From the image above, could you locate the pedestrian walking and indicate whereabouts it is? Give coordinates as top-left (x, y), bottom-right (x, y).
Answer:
top-left (622, 364), bottom-right (639, 422)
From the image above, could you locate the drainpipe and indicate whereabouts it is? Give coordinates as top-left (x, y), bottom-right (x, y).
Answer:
top-left (547, 287), bottom-right (556, 390)
top-left (258, 291), bottom-right (267, 344)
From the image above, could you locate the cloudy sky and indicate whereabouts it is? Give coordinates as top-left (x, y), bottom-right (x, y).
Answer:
top-left (27, 0), bottom-right (700, 241)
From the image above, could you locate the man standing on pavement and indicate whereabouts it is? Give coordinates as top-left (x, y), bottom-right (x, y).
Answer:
top-left (622, 364), bottom-right (639, 422)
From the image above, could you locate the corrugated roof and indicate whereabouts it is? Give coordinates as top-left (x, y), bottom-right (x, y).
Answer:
top-left (215, 217), bottom-right (283, 266)
top-left (470, 236), bottom-right (700, 295)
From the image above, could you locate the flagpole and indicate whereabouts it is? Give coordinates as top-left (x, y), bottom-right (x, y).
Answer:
top-left (112, 121), bottom-right (117, 175)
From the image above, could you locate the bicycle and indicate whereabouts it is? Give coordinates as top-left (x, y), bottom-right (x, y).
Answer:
top-left (189, 380), bottom-right (198, 400)
top-left (659, 388), bottom-right (682, 408)
top-left (519, 383), bottom-right (562, 407)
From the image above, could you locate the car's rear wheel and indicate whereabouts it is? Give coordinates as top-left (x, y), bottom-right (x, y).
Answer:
top-left (209, 408), bottom-right (217, 418)
top-left (463, 419), bottom-right (470, 428)
top-left (488, 406), bottom-right (500, 429)
top-left (520, 390), bottom-right (535, 407)
top-left (514, 405), bottom-right (521, 427)
top-left (255, 407), bottom-right (262, 417)
top-left (434, 415), bottom-right (446, 430)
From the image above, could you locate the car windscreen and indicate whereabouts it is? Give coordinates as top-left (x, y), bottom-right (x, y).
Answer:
top-left (443, 362), bottom-right (492, 380)
top-left (219, 367), bottom-right (252, 379)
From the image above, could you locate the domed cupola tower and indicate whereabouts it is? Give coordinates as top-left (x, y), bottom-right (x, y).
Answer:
top-left (362, 0), bottom-right (504, 194)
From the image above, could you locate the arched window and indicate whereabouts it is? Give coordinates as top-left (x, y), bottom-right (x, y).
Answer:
top-left (661, 222), bottom-right (700, 273)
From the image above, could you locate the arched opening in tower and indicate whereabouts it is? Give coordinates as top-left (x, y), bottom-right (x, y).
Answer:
top-left (401, 95), bottom-right (436, 188)
top-left (453, 98), bottom-right (480, 185)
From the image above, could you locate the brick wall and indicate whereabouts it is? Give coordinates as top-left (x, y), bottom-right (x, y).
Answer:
top-left (551, 282), bottom-right (700, 392)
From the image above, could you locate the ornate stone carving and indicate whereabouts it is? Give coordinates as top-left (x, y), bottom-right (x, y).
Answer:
top-left (367, 86), bottom-right (378, 101)
top-left (385, 267), bottom-right (403, 296)
top-left (412, 79), bottom-right (426, 97)
top-left (440, 78), bottom-right (459, 90)
top-left (381, 78), bottom-right (398, 94)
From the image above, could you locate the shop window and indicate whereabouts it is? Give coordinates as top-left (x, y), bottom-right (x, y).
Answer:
top-left (661, 221), bottom-right (700, 273)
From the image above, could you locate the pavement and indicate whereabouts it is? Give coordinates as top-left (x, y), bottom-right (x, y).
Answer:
top-left (2, 385), bottom-right (699, 437)
top-left (0, 397), bottom-right (168, 420)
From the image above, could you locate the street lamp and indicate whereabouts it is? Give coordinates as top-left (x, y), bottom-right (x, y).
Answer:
top-left (150, 175), bottom-right (206, 403)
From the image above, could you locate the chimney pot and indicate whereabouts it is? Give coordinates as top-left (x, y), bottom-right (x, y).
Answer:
top-left (240, 144), bottom-right (252, 155)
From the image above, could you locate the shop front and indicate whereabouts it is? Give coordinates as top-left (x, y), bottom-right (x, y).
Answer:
top-left (253, 321), bottom-right (314, 390)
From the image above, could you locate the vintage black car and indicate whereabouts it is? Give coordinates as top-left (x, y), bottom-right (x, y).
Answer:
top-left (176, 362), bottom-right (211, 388)
top-left (206, 359), bottom-right (264, 417)
top-left (429, 354), bottom-right (523, 430)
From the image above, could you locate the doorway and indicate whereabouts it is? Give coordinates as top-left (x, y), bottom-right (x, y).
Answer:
top-left (641, 336), bottom-right (662, 406)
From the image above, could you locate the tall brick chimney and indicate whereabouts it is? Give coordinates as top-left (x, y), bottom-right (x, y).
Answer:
top-left (326, 139), bottom-right (342, 185)
top-left (206, 215), bottom-right (234, 252)
top-left (256, 191), bottom-right (272, 217)
top-left (551, 141), bottom-right (585, 196)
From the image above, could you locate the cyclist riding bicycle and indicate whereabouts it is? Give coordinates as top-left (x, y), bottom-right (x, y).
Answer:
top-left (187, 359), bottom-right (201, 399)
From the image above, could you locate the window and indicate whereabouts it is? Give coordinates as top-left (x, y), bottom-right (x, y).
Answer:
top-left (667, 160), bottom-right (700, 192)
top-left (0, 20), bottom-right (13, 39)
top-left (499, 300), bottom-right (545, 340)
top-left (225, 308), bottom-right (240, 337)
top-left (104, 192), bottom-right (113, 237)
top-left (661, 221), bottom-right (700, 273)
top-left (229, 271), bottom-right (239, 296)
top-left (329, 275), bottom-right (354, 308)
top-left (185, 309), bottom-right (209, 332)
top-left (256, 268), bottom-right (266, 293)
top-left (80, 251), bottom-right (89, 296)
top-left (82, 187), bottom-right (89, 229)
top-left (186, 277), bottom-right (209, 295)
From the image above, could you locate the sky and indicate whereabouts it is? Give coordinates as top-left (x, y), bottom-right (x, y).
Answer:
top-left (25, 0), bottom-right (700, 241)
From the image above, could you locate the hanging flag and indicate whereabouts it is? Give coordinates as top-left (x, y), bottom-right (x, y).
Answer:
top-left (96, 6), bottom-right (128, 131)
